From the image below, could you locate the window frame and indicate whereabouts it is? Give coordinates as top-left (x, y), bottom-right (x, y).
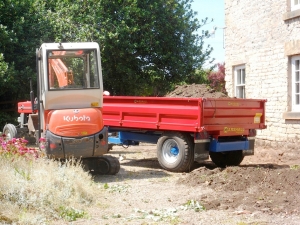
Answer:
top-left (234, 65), bottom-right (246, 98)
top-left (291, 55), bottom-right (300, 112)
top-left (291, 0), bottom-right (300, 11)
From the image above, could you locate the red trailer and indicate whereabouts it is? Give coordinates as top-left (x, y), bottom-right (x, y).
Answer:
top-left (103, 96), bottom-right (267, 172)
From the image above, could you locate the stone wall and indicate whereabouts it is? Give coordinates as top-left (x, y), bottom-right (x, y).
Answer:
top-left (224, 0), bottom-right (300, 149)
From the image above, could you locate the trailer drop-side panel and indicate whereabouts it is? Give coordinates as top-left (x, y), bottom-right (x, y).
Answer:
top-left (103, 96), bottom-right (266, 136)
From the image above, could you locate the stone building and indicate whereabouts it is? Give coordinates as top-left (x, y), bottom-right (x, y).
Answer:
top-left (224, 0), bottom-right (300, 149)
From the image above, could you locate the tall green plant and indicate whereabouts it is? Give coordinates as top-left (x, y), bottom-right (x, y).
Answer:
top-left (208, 63), bottom-right (226, 94)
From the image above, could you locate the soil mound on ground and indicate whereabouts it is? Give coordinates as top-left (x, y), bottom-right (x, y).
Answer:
top-left (178, 164), bottom-right (300, 214)
top-left (166, 83), bottom-right (228, 98)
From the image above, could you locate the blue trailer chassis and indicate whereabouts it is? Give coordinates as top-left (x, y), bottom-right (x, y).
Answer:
top-left (108, 130), bottom-right (253, 153)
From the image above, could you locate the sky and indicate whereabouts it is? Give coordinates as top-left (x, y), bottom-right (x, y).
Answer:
top-left (191, 0), bottom-right (225, 67)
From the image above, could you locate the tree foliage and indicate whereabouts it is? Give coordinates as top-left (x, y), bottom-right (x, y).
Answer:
top-left (99, 0), bottom-right (213, 95)
top-left (0, 0), bottom-right (214, 127)
top-left (0, 0), bottom-right (53, 100)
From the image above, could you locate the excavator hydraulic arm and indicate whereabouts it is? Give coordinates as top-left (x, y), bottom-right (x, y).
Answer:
top-left (48, 51), bottom-right (74, 87)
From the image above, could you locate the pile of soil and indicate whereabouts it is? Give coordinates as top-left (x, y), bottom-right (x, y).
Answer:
top-left (179, 162), bottom-right (300, 214)
top-left (166, 83), bottom-right (228, 98)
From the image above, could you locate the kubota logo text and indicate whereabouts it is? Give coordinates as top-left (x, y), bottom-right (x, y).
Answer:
top-left (224, 127), bottom-right (244, 133)
top-left (63, 115), bottom-right (91, 122)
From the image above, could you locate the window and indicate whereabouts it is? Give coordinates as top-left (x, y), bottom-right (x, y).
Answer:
top-left (291, 56), bottom-right (300, 111)
top-left (291, 0), bottom-right (300, 11)
top-left (47, 49), bottom-right (99, 90)
top-left (234, 65), bottom-right (245, 98)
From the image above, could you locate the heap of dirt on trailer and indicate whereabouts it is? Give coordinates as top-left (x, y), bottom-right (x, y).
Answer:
top-left (165, 83), bottom-right (228, 98)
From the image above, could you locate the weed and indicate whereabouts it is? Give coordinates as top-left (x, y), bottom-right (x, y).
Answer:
top-left (14, 167), bottom-right (31, 180)
top-left (112, 213), bottom-right (122, 218)
top-left (290, 165), bottom-right (299, 170)
top-left (157, 177), bottom-right (170, 182)
top-left (258, 196), bottom-right (264, 200)
top-left (105, 184), bottom-right (130, 193)
top-left (180, 199), bottom-right (206, 212)
top-left (58, 206), bottom-right (88, 221)
top-left (237, 222), bottom-right (248, 225)
top-left (169, 216), bottom-right (181, 225)
top-left (142, 199), bottom-right (150, 203)
top-left (236, 222), bottom-right (265, 225)
top-left (222, 172), bottom-right (229, 180)
top-left (102, 215), bottom-right (109, 219)
top-left (126, 199), bottom-right (205, 223)
top-left (199, 174), bottom-right (208, 181)
top-left (130, 208), bottom-right (179, 222)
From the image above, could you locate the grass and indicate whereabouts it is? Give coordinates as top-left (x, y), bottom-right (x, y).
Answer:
top-left (0, 136), bottom-right (102, 224)
top-left (0, 155), bottom-right (99, 224)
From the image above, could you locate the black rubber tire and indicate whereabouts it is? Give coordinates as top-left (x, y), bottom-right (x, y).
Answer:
top-left (3, 124), bottom-right (17, 140)
top-left (86, 155), bottom-right (120, 175)
top-left (95, 157), bottom-right (110, 174)
top-left (209, 150), bottom-right (244, 168)
top-left (103, 155), bottom-right (120, 175)
top-left (157, 132), bottom-right (194, 173)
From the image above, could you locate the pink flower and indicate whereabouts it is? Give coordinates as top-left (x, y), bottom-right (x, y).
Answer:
top-left (39, 137), bottom-right (46, 142)
top-left (21, 139), bottom-right (28, 144)
top-left (0, 136), bottom-right (40, 159)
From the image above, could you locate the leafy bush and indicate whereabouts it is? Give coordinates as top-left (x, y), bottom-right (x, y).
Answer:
top-left (208, 63), bottom-right (227, 94)
top-left (185, 68), bottom-right (210, 85)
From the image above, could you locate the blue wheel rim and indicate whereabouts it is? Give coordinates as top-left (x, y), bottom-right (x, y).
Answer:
top-left (161, 139), bottom-right (179, 164)
top-left (170, 146), bottom-right (179, 156)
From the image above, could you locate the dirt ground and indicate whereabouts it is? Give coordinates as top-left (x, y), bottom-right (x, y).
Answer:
top-left (72, 84), bottom-right (300, 225)
top-left (75, 144), bottom-right (300, 225)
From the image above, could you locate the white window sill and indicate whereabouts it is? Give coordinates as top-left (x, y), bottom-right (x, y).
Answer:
top-left (283, 9), bottom-right (300, 21)
top-left (283, 111), bottom-right (300, 119)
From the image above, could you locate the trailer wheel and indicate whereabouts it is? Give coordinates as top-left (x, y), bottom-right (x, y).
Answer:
top-left (3, 124), bottom-right (17, 140)
top-left (157, 132), bottom-right (194, 173)
top-left (209, 150), bottom-right (244, 168)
